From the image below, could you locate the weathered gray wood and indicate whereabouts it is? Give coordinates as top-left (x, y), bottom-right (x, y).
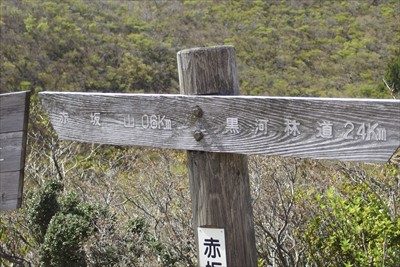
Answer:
top-left (178, 46), bottom-right (257, 267)
top-left (39, 92), bottom-right (400, 163)
top-left (0, 171), bottom-right (23, 210)
top-left (0, 132), bottom-right (25, 172)
top-left (0, 91), bottom-right (30, 133)
top-left (0, 91), bottom-right (30, 210)
top-left (178, 46), bottom-right (240, 96)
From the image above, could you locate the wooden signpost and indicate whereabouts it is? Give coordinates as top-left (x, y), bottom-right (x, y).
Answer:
top-left (39, 92), bottom-right (400, 163)
top-left (0, 91), bottom-right (30, 210)
top-left (40, 46), bottom-right (400, 266)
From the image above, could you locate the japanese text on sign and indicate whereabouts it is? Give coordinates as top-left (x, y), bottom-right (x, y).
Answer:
top-left (56, 108), bottom-right (389, 143)
top-left (198, 228), bottom-right (227, 267)
top-left (222, 117), bottom-right (388, 142)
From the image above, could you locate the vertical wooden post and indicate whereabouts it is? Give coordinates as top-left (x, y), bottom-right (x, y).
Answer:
top-left (177, 46), bottom-right (257, 266)
top-left (0, 91), bottom-right (30, 210)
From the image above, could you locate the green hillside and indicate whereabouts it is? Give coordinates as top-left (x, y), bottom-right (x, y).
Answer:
top-left (1, 0), bottom-right (399, 97)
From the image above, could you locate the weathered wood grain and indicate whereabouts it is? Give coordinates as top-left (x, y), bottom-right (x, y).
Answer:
top-left (0, 91), bottom-right (30, 210)
top-left (40, 92), bottom-right (400, 163)
top-left (187, 151), bottom-right (255, 266)
top-left (0, 171), bottom-right (23, 210)
top-left (0, 91), bottom-right (30, 133)
top-left (178, 46), bottom-right (240, 96)
top-left (0, 132), bottom-right (25, 172)
top-left (178, 45), bottom-right (257, 267)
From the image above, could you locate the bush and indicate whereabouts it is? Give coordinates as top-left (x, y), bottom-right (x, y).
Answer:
top-left (302, 184), bottom-right (400, 266)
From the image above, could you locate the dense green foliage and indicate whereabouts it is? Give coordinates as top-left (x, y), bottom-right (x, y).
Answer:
top-left (1, 0), bottom-right (399, 97)
top-left (24, 179), bottom-right (182, 266)
top-left (384, 49), bottom-right (400, 95)
top-left (26, 180), bottom-right (62, 243)
top-left (1, 0), bottom-right (399, 266)
top-left (304, 184), bottom-right (400, 266)
top-left (39, 191), bottom-right (102, 266)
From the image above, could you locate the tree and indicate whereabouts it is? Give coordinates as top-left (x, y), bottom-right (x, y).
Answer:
top-left (302, 175), bottom-right (400, 266)
top-left (383, 49), bottom-right (400, 98)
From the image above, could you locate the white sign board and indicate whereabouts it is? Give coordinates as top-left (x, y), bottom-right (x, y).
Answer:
top-left (198, 227), bottom-right (227, 267)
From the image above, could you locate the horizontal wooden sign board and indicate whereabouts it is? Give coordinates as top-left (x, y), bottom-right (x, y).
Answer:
top-left (40, 92), bottom-right (400, 163)
top-left (0, 91), bottom-right (30, 210)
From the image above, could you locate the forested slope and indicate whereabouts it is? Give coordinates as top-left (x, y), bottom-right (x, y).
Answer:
top-left (1, 1), bottom-right (399, 266)
top-left (1, 0), bottom-right (399, 97)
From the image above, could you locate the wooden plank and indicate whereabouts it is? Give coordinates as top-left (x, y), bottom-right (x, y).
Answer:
top-left (39, 92), bottom-right (400, 163)
top-left (0, 91), bottom-right (30, 133)
top-left (178, 46), bottom-right (257, 267)
top-left (0, 91), bottom-right (30, 210)
top-left (0, 171), bottom-right (23, 210)
top-left (0, 132), bottom-right (25, 172)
